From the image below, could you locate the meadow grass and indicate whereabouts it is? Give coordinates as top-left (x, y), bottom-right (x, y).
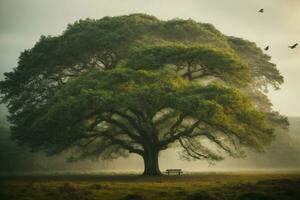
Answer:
top-left (0, 172), bottom-right (300, 200)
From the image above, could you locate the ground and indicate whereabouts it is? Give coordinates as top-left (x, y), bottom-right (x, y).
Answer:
top-left (0, 172), bottom-right (300, 200)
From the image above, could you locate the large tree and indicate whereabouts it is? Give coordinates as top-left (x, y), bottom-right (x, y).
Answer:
top-left (0, 14), bottom-right (287, 175)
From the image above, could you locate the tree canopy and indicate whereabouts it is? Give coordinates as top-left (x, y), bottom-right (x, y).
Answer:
top-left (0, 14), bottom-right (287, 175)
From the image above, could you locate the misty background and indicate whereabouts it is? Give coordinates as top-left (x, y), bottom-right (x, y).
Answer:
top-left (0, 0), bottom-right (300, 173)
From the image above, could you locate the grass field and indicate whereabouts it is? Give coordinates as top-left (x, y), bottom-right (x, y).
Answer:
top-left (0, 172), bottom-right (300, 200)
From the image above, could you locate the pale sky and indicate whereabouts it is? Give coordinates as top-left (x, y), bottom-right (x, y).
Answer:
top-left (0, 0), bottom-right (299, 116)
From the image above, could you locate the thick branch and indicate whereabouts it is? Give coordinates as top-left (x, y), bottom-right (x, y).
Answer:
top-left (112, 110), bottom-right (145, 136)
top-left (99, 130), bottom-right (143, 155)
top-left (101, 116), bottom-right (143, 144)
top-left (159, 120), bottom-right (202, 148)
top-left (162, 113), bottom-right (185, 138)
top-left (80, 116), bottom-right (144, 155)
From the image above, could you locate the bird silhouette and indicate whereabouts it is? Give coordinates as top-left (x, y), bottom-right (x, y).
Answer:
top-left (289, 43), bottom-right (298, 49)
top-left (259, 8), bottom-right (264, 13)
top-left (264, 46), bottom-right (269, 51)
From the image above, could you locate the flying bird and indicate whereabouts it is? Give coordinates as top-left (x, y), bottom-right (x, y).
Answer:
top-left (264, 46), bottom-right (269, 51)
top-left (289, 43), bottom-right (298, 49)
top-left (259, 8), bottom-right (264, 13)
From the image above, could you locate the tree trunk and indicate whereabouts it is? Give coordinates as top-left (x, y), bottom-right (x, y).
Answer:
top-left (142, 148), bottom-right (161, 176)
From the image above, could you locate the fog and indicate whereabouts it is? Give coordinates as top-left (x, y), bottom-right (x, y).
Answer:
top-left (0, 0), bottom-right (300, 173)
top-left (1, 117), bottom-right (300, 174)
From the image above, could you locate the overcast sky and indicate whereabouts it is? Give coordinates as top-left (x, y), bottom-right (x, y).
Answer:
top-left (0, 0), bottom-right (299, 116)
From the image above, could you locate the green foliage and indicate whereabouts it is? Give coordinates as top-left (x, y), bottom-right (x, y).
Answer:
top-left (10, 69), bottom-right (273, 161)
top-left (227, 36), bottom-right (283, 90)
top-left (127, 44), bottom-right (250, 86)
top-left (0, 14), bottom-right (286, 173)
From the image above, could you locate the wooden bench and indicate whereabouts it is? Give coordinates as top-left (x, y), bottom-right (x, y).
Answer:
top-left (166, 169), bottom-right (182, 175)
